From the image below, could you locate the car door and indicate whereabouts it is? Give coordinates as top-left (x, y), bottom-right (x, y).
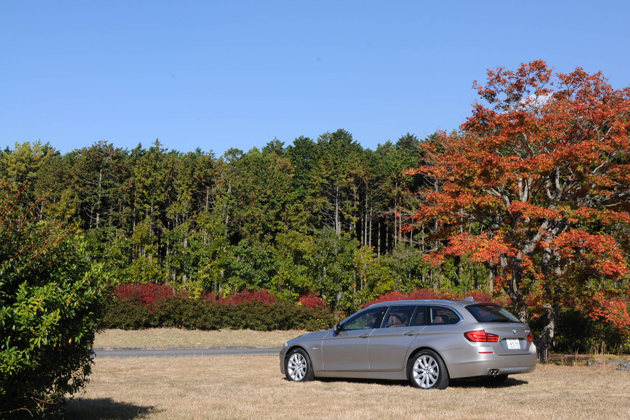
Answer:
top-left (368, 305), bottom-right (426, 371)
top-left (321, 306), bottom-right (385, 372)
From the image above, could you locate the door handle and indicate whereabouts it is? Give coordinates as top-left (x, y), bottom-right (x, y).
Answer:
top-left (403, 331), bottom-right (415, 336)
top-left (358, 334), bottom-right (369, 339)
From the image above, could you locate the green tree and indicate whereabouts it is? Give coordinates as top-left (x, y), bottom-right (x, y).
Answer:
top-left (306, 228), bottom-right (360, 312)
top-left (229, 147), bottom-right (298, 242)
top-left (312, 129), bottom-right (364, 236)
top-left (272, 231), bottom-right (315, 300)
top-left (287, 136), bottom-right (319, 232)
top-left (70, 141), bottom-right (127, 230)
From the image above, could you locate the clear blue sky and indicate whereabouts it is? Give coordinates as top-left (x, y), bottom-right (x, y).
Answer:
top-left (2, 1), bottom-right (629, 157)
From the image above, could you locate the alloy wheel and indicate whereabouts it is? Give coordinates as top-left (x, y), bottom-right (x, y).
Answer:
top-left (287, 352), bottom-right (307, 381)
top-left (412, 355), bottom-right (439, 388)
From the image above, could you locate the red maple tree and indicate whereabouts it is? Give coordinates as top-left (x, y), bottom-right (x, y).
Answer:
top-left (408, 60), bottom-right (630, 361)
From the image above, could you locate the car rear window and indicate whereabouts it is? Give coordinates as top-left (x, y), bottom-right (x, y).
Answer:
top-left (428, 306), bottom-right (460, 325)
top-left (465, 304), bottom-right (521, 323)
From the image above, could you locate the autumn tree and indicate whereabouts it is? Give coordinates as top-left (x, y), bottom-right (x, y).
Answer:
top-left (408, 61), bottom-right (630, 362)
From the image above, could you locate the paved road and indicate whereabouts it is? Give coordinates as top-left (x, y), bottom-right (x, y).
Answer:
top-left (94, 348), bottom-right (281, 358)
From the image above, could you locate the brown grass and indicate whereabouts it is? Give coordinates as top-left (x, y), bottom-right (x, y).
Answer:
top-left (94, 329), bottom-right (303, 350)
top-left (67, 355), bottom-right (630, 420)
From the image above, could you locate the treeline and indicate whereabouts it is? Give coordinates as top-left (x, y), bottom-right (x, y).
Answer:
top-left (0, 129), bottom-right (490, 312)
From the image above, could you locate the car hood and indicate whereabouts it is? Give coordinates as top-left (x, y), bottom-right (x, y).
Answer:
top-left (288, 329), bottom-right (330, 345)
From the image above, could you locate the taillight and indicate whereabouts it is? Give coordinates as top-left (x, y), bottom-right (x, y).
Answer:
top-left (464, 330), bottom-right (499, 342)
top-left (527, 333), bottom-right (533, 342)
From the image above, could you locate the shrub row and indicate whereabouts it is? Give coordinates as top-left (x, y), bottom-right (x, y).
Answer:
top-left (102, 287), bottom-right (334, 331)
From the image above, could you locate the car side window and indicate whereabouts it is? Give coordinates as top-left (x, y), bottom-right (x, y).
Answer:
top-left (411, 306), bottom-right (426, 326)
top-left (343, 307), bottom-right (385, 331)
top-left (382, 306), bottom-right (416, 328)
top-left (429, 306), bottom-right (460, 325)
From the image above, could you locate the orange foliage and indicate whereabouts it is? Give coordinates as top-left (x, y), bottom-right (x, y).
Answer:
top-left (552, 230), bottom-right (629, 278)
top-left (408, 60), bottom-right (630, 334)
top-left (587, 292), bottom-right (630, 329)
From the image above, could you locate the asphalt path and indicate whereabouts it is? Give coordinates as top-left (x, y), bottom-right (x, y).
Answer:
top-left (94, 348), bottom-right (281, 358)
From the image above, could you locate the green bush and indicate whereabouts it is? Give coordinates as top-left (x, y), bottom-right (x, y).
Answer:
top-left (102, 294), bottom-right (335, 332)
top-left (227, 301), bottom-right (334, 331)
top-left (0, 185), bottom-right (108, 418)
top-left (152, 295), bottom-right (227, 330)
top-left (101, 298), bottom-right (154, 330)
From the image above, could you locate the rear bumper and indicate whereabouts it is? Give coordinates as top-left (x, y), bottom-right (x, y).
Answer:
top-left (446, 344), bottom-right (537, 379)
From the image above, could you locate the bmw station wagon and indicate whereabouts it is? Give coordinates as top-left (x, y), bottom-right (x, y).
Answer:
top-left (280, 298), bottom-right (536, 389)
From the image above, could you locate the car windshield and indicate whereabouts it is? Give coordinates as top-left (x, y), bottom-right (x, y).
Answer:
top-left (465, 304), bottom-right (521, 323)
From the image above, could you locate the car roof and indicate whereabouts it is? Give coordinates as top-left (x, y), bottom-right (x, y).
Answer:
top-left (365, 299), bottom-right (499, 308)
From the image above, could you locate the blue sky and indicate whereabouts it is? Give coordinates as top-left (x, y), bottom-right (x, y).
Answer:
top-left (2, 1), bottom-right (629, 157)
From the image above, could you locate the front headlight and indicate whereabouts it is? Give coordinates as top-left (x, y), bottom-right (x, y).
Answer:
top-left (283, 342), bottom-right (289, 348)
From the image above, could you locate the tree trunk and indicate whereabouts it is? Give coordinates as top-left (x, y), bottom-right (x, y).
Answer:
top-left (535, 304), bottom-right (556, 363)
top-left (394, 201), bottom-right (398, 248)
top-left (363, 198), bottom-right (369, 246)
top-left (96, 168), bottom-right (102, 228)
top-left (335, 185), bottom-right (340, 235)
top-left (369, 206), bottom-right (373, 248)
top-left (377, 218), bottom-right (381, 258)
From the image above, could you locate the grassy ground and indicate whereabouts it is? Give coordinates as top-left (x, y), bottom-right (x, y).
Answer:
top-left (67, 355), bottom-right (630, 420)
top-left (94, 329), bottom-right (303, 349)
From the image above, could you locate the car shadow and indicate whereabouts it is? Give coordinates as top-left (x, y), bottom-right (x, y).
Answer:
top-left (313, 377), bottom-right (410, 387)
top-left (446, 377), bottom-right (528, 388)
top-left (65, 397), bottom-right (157, 419)
top-left (289, 376), bottom-right (528, 389)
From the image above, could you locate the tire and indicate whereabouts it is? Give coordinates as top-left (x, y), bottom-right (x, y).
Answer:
top-left (408, 349), bottom-right (449, 390)
top-left (285, 348), bottom-right (315, 382)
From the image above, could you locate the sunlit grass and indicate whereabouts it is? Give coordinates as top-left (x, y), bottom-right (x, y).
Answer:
top-left (67, 355), bottom-right (630, 420)
top-left (94, 328), bottom-right (302, 350)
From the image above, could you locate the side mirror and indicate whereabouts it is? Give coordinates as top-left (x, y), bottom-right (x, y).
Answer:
top-left (333, 323), bottom-right (343, 334)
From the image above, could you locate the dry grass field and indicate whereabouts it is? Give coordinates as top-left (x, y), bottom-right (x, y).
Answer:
top-left (67, 355), bottom-right (630, 420)
top-left (94, 329), bottom-right (302, 349)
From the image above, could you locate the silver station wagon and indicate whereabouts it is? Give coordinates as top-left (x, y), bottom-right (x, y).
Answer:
top-left (280, 299), bottom-right (537, 389)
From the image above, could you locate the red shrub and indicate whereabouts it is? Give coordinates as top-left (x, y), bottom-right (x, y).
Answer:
top-left (299, 292), bottom-right (326, 310)
top-left (114, 283), bottom-right (175, 307)
top-left (466, 290), bottom-right (506, 304)
top-left (404, 289), bottom-right (451, 300)
top-left (222, 289), bottom-right (276, 306)
top-left (202, 292), bottom-right (219, 302)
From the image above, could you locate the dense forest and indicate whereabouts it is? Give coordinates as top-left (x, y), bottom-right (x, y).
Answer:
top-left (3, 61), bottom-right (630, 361)
top-left (0, 130), bottom-right (488, 313)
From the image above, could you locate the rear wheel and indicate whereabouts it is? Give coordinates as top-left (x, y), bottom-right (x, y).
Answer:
top-left (285, 348), bottom-right (314, 382)
top-left (408, 349), bottom-right (449, 390)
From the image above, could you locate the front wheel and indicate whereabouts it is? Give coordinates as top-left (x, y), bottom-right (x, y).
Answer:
top-left (408, 349), bottom-right (449, 389)
top-left (285, 348), bottom-right (314, 382)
